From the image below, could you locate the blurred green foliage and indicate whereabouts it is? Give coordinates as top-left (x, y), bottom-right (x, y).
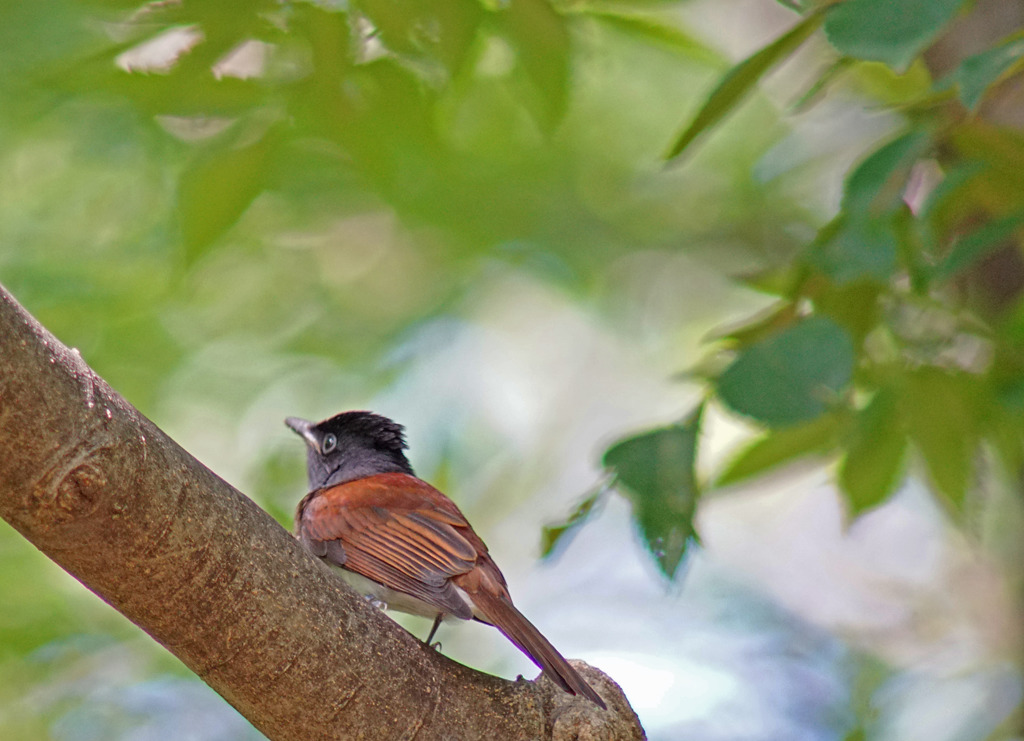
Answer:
top-left (1, 0), bottom-right (1023, 736)
top-left (0, 2), bottom-right (799, 735)
top-left (586, 0), bottom-right (1024, 575)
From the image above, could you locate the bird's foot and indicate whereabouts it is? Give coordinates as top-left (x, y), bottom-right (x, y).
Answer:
top-left (365, 596), bottom-right (388, 611)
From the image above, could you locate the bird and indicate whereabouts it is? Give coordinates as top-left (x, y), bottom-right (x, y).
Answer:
top-left (285, 410), bottom-right (606, 708)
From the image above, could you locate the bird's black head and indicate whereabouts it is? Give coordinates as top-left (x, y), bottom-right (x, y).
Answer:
top-left (285, 411), bottom-right (415, 490)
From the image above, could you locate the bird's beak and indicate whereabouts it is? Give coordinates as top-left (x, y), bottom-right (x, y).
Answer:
top-left (285, 417), bottom-right (320, 453)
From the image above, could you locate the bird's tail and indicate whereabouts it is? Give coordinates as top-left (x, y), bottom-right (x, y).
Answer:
top-left (469, 588), bottom-right (606, 709)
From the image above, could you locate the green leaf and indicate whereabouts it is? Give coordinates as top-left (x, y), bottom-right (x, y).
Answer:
top-left (807, 216), bottom-right (899, 284)
top-left (291, 2), bottom-right (352, 88)
top-left (918, 161), bottom-right (984, 237)
top-left (813, 282), bottom-right (882, 343)
top-left (901, 368), bottom-right (980, 509)
top-left (576, 7), bottom-right (724, 66)
top-left (737, 262), bottom-right (809, 298)
top-left (789, 57), bottom-right (854, 113)
top-left (664, 11), bottom-right (823, 160)
top-left (717, 316), bottom-right (855, 427)
top-left (602, 405), bottom-right (703, 579)
top-left (955, 32), bottom-right (1024, 110)
top-left (824, 0), bottom-right (969, 72)
top-left (716, 412), bottom-right (846, 487)
top-left (931, 212), bottom-right (1024, 282)
top-left (540, 487), bottom-right (604, 558)
top-left (177, 131), bottom-right (278, 260)
top-left (806, 131), bottom-right (929, 284)
top-left (500, 0), bottom-right (571, 130)
top-left (844, 654), bottom-right (889, 739)
top-left (986, 406), bottom-right (1024, 483)
top-left (56, 65), bottom-right (267, 117)
top-left (840, 388), bottom-right (908, 516)
top-left (847, 58), bottom-right (933, 107)
top-left (843, 130), bottom-right (929, 217)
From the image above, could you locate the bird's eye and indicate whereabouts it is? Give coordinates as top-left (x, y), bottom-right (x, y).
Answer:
top-left (322, 433), bottom-right (338, 454)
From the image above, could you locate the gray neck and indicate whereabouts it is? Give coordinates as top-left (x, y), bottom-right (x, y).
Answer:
top-left (308, 448), bottom-right (414, 490)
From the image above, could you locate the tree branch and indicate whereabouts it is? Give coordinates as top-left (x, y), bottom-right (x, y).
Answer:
top-left (0, 283), bottom-right (643, 740)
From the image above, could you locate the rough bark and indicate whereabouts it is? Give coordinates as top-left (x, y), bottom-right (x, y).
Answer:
top-left (0, 283), bottom-right (644, 741)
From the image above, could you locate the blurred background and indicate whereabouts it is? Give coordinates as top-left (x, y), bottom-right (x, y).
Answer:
top-left (1, 0), bottom-right (1023, 739)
